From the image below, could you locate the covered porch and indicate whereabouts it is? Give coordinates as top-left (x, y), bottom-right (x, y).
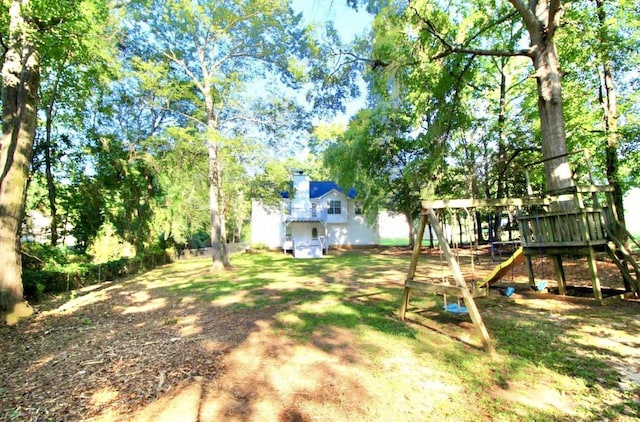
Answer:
top-left (282, 215), bottom-right (329, 258)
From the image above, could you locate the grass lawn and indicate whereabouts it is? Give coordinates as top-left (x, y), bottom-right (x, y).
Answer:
top-left (380, 237), bottom-right (439, 247)
top-left (380, 237), bottom-right (411, 246)
top-left (1, 248), bottom-right (639, 421)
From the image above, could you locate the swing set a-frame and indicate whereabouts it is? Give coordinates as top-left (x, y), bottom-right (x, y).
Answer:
top-left (399, 152), bottom-right (640, 354)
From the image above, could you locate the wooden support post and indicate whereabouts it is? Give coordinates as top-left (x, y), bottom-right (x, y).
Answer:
top-left (398, 287), bottom-right (411, 321)
top-left (524, 255), bottom-right (536, 288)
top-left (399, 213), bottom-right (428, 320)
top-left (587, 248), bottom-right (604, 305)
top-left (426, 209), bottom-right (495, 354)
top-left (551, 255), bottom-right (567, 295)
top-left (577, 207), bottom-right (605, 304)
top-left (427, 209), bottom-right (466, 286)
top-left (604, 233), bottom-right (640, 293)
top-left (460, 288), bottom-right (495, 354)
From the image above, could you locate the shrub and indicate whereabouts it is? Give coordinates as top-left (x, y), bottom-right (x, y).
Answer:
top-left (21, 242), bottom-right (71, 271)
top-left (21, 247), bottom-right (174, 302)
top-left (86, 222), bottom-right (136, 264)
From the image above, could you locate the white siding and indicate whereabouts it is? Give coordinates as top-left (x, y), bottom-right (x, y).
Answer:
top-left (289, 222), bottom-right (325, 245)
top-left (325, 198), bottom-right (379, 247)
top-left (251, 189), bottom-right (379, 251)
top-left (624, 188), bottom-right (640, 235)
top-left (378, 211), bottom-right (410, 239)
top-left (344, 199), bottom-right (379, 246)
top-left (250, 200), bottom-right (283, 248)
top-left (320, 191), bottom-right (348, 224)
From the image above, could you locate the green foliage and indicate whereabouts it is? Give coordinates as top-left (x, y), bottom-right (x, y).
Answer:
top-left (325, 0), bottom-right (540, 213)
top-left (122, 0), bottom-right (326, 265)
top-left (324, 104), bottom-right (426, 226)
top-left (22, 247), bottom-right (173, 302)
top-left (150, 127), bottom-right (209, 246)
top-left (86, 222), bottom-right (136, 264)
top-left (559, 0), bottom-right (640, 191)
top-left (187, 231), bottom-right (211, 249)
top-left (343, 0), bottom-right (640, 200)
top-left (21, 0), bottom-right (125, 253)
top-left (21, 242), bottom-right (72, 271)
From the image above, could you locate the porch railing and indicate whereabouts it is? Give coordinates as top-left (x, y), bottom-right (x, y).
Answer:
top-left (287, 207), bottom-right (328, 221)
top-left (517, 209), bottom-right (608, 248)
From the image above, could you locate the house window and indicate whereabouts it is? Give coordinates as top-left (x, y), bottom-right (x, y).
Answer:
top-left (328, 200), bottom-right (341, 215)
top-left (311, 203), bottom-right (317, 217)
top-left (312, 228), bottom-right (318, 239)
top-left (355, 202), bottom-right (363, 215)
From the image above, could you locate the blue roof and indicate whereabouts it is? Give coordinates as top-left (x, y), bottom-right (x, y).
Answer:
top-left (281, 181), bottom-right (356, 199)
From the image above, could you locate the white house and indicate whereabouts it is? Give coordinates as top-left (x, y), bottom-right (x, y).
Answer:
top-left (251, 172), bottom-right (379, 258)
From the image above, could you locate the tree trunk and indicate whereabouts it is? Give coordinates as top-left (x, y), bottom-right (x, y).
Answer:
top-left (0, 0), bottom-right (40, 319)
top-left (595, 0), bottom-right (626, 243)
top-left (511, 0), bottom-right (574, 202)
top-left (404, 210), bottom-right (414, 248)
top-left (531, 44), bottom-right (573, 195)
top-left (207, 136), bottom-right (231, 270)
top-left (44, 105), bottom-right (59, 246)
top-left (475, 210), bottom-right (483, 243)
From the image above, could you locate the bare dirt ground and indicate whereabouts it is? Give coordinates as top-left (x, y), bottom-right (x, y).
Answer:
top-left (1, 248), bottom-right (639, 421)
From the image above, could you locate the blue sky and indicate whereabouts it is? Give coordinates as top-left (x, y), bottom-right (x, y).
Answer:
top-left (292, 0), bottom-right (372, 43)
top-left (292, 0), bottom-right (373, 122)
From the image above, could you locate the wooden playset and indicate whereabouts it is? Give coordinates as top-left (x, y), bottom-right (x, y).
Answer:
top-left (399, 153), bottom-right (640, 353)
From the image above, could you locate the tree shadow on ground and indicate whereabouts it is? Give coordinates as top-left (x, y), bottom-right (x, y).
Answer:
top-left (2, 250), bottom-right (638, 421)
top-left (0, 251), bottom-right (413, 421)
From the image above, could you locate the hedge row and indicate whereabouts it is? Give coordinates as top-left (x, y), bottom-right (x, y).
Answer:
top-left (23, 249), bottom-right (174, 301)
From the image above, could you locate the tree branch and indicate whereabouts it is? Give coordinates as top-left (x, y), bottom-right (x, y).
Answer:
top-left (506, 0), bottom-right (540, 38)
top-left (546, 0), bottom-right (563, 40)
top-left (409, 5), bottom-right (534, 61)
top-left (337, 49), bottom-right (391, 70)
top-left (432, 45), bottom-right (533, 61)
top-left (498, 146), bottom-right (538, 179)
top-left (466, 10), bottom-right (520, 45)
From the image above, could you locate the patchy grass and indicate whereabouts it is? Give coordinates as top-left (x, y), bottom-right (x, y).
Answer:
top-left (1, 248), bottom-right (639, 421)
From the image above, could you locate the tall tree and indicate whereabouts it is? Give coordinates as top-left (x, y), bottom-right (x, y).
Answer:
top-left (128, 0), bottom-right (314, 270)
top-left (558, 0), bottom-right (639, 232)
top-left (351, 0), bottom-right (577, 197)
top-left (0, 0), bottom-right (110, 319)
top-left (31, 16), bottom-right (118, 247)
top-left (591, 0), bottom-right (638, 239)
top-left (151, 126), bottom-right (210, 249)
top-left (0, 0), bottom-right (40, 317)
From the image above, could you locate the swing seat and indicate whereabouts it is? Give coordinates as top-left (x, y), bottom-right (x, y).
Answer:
top-left (444, 303), bottom-right (468, 314)
top-left (500, 286), bottom-right (515, 297)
